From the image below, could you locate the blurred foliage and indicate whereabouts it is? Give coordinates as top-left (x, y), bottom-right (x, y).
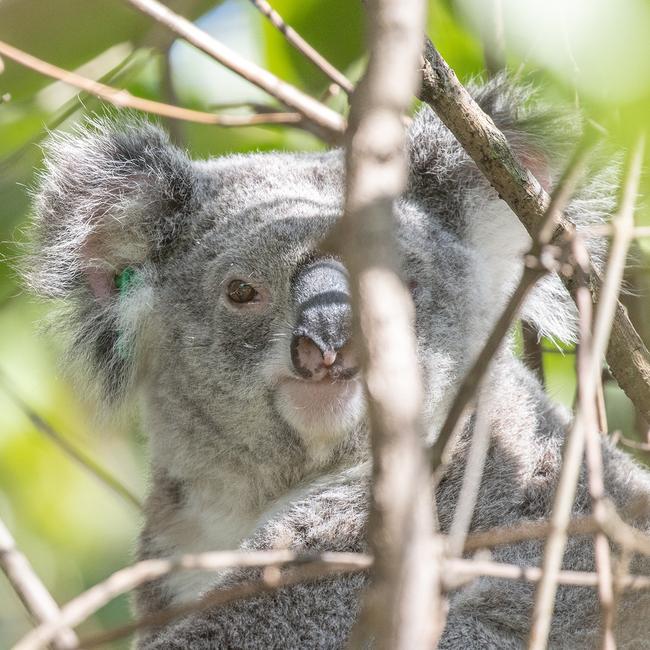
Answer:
top-left (0, 0), bottom-right (649, 647)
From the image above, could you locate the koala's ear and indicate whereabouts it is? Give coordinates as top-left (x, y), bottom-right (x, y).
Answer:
top-left (28, 117), bottom-right (196, 300)
top-left (408, 76), bottom-right (615, 343)
top-left (26, 117), bottom-right (197, 402)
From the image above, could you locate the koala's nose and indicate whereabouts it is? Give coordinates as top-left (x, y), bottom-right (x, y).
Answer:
top-left (290, 258), bottom-right (358, 381)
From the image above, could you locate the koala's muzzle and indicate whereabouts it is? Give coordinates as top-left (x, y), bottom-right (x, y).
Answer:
top-left (290, 258), bottom-right (358, 381)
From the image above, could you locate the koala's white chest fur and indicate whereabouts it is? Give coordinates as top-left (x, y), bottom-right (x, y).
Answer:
top-left (160, 478), bottom-right (262, 604)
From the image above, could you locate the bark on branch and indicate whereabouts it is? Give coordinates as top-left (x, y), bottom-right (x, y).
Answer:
top-left (125, 0), bottom-right (346, 142)
top-left (341, 1), bottom-right (441, 648)
top-left (419, 39), bottom-right (650, 423)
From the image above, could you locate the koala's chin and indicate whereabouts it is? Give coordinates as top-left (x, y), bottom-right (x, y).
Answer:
top-left (274, 377), bottom-right (366, 462)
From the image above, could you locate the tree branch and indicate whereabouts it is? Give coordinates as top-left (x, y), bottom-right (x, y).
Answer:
top-left (0, 368), bottom-right (142, 511)
top-left (12, 550), bottom-right (370, 650)
top-left (125, 0), bottom-right (346, 142)
top-left (0, 517), bottom-right (78, 650)
top-left (248, 0), bottom-right (354, 94)
top-left (419, 39), bottom-right (650, 424)
top-left (0, 40), bottom-right (304, 130)
top-left (340, 1), bottom-right (440, 648)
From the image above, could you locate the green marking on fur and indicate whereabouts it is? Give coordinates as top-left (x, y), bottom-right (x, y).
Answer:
top-left (115, 266), bottom-right (136, 361)
top-left (115, 266), bottom-right (136, 294)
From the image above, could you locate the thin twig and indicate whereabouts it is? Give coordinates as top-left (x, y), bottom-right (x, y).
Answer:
top-left (616, 435), bottom-right (650, 452)
top-left (125, 0), bottom-right (345, 142)
top-left (444, 558), bottom-right (650, 591)
top-left (446, 381), bottom-right (493, 556)
top-left (482, 0), bottom-right (506, 76)
top-left (573, 235), bottom-right (615, 649)
top-left (528, 134), bottom-right (645, 650)
top-left (12, 550), bottom-right (371, 650)
top-left (430, 140), bottom-right (592, 475)
top-left (419, 39), bottom-right (650, 425)
top-left (248, 0), bottom-right (354, 94)
top-left (340, 1), bottom-right (438, 648)
top-left (463, 516), bottom-right (597, 552)
top-left (0, 368), bottom-right (142, 511)
top-left (67, 557), bottom-right (650, 649)
top-left (0, 517), bottom-right (79, 650)
top-left (0, 40), bottom-right (303, 129)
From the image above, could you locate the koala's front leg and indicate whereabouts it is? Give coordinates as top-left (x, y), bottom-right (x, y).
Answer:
top-left (137, 571), bottom-right (367, 650)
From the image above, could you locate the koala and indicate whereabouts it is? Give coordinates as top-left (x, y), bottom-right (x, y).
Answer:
top-left (26, 77), bottom-right (650, 649)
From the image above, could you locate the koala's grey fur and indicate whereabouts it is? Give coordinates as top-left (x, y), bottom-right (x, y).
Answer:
top-left (27, 77), bottom-right (650, 649)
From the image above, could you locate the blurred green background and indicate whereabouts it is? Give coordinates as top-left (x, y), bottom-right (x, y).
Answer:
top-left (0, 0), bottom-right (649, 647)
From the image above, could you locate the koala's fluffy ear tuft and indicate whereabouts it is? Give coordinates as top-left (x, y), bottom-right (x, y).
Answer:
top-left (26, 117), bottom-right (197, 403)
top-left (408, 75), bottom-right (616, 343)
top-left (27, 117), bottom-right (196, 300)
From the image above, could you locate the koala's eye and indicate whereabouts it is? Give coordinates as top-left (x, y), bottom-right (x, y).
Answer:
top-left (227, 280), bottom-right (258, 304)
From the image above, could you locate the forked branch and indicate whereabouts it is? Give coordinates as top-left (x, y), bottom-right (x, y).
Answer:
top-left (125, 0), bottom-right (346, 141)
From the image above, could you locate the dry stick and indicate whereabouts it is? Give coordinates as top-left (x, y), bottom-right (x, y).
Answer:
top-left (248, 0), bottom-right (354, 95)
top-left (0, 369), bottom-right (142, 511)
top-left (32, 552), bottom-right (650, 650)
top-left (528, 135), bottom-right (645, 650)
top-left (430, 140), bottom-right (592, 475)
top-left (0, 40), bottom-right (304, 129)
top-left (581, 137), bottom-right (646, 649)
top-left (446, 381), bottom-right (493, 557)
top-left (464, 506), bottom-right (650, 557)
top-left (617, 436), bottom-right (650, 452)
top-left (419, 39), bottom-right (650, 425)
top-left (573, 236), bottom-right (615, 650)
top-left (0, 517), bottom-right (79, 650)
top-left (340, 0), bottom-right (438, 648)
top-left (72, 557), bottom-right (650, 650)
top-left (444, 558), bottom-right (650, 591)
top-left (75, 564), bottom-right (364, 650)
top-left (12, 550), bottom-right (371, 650)
top-left (463, 516), bottom-right (598, 552)
top-left (125, 0), bottom-right (345, 142)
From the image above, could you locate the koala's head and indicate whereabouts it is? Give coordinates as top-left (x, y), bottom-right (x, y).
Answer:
top-left (25, 80), bottom-right (615, 480)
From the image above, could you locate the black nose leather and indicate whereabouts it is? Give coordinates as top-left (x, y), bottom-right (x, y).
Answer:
top-left (290, 258), bottom-right (357, 379)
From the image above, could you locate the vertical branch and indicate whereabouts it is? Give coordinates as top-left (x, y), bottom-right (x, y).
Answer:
top-left (573, 237), bottom-right (615, 650)
top-left (341, 1), bottom-right (439, 648)
top-left (528, 134), bottom-right (645, 650)
top-left (0, 517), bottom-right (78, 650)
top-left (446, 381), bottom-right (493, 557)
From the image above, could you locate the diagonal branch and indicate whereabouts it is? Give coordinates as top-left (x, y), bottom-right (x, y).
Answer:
top-left (0, 40), bottom-right (304, 130)
top-left (12, 550), bottom-right (370, 650)
top-left (125, 0), bottom-right (346, 141)
top-left (248, 0), bottom-right (354, 94)
top-left (419, 38), bottom-right (650, 424)
top-left (430, 140), bottom-right (593, 475)
top-left (0, 517), bottom-right (79, 650)
top-left (0, 368), bottom-right (142, 511)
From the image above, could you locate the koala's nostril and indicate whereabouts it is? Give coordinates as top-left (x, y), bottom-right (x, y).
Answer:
top-left (290, 335), bottom-right (359, 381)
top-left (291, 336), bottom-right (324, 379)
